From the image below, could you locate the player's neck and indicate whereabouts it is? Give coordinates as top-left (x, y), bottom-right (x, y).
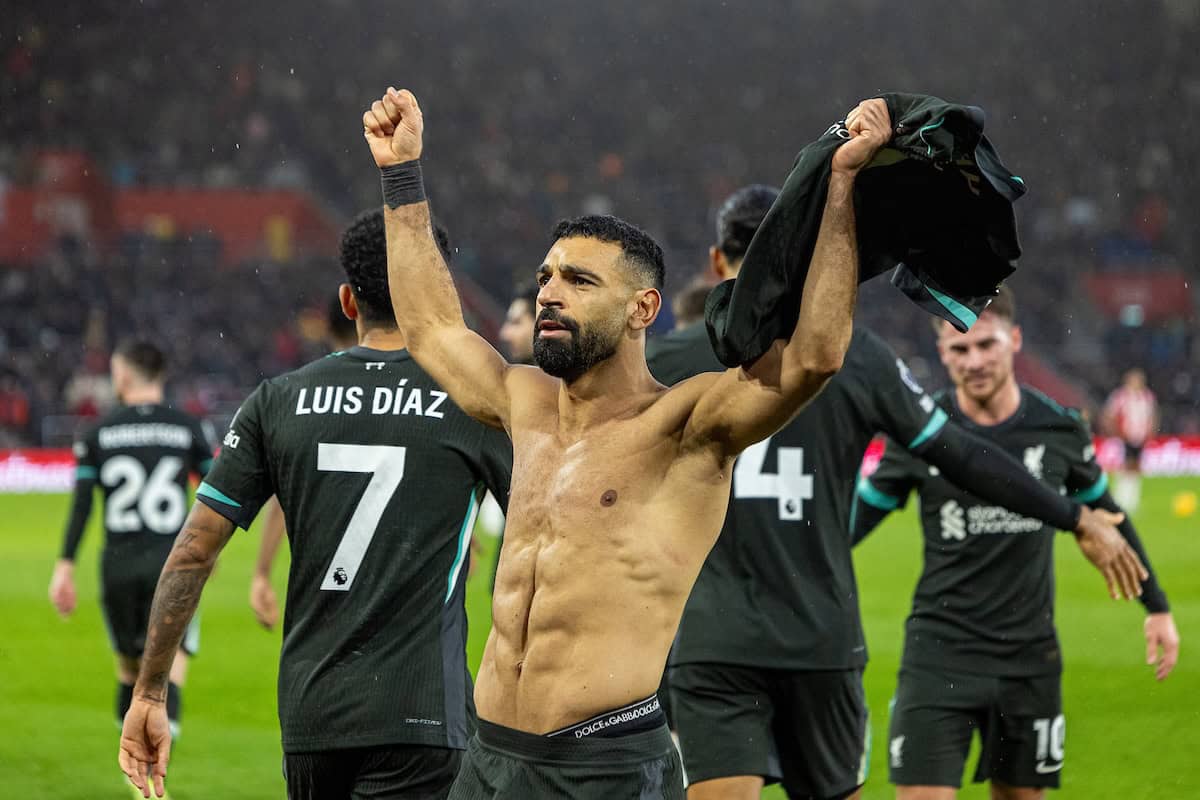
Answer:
top-left (121, 386), bottom-right (163, 406)
top-left (556, 347), bottom-right (656, 431)
top-left (955, 377), bottom-right (1021, 426)
top-left (357, 327), bottom-right (407, 351)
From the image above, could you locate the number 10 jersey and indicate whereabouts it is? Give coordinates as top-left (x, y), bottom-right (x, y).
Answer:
top-left (198, 346), bottom-right (513, 753)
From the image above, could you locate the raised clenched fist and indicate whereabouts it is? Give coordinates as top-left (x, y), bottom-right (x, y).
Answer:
top-left (363, 87), bottom-right (424, 167)
top-left (831, 98), bottom-right (892, 176)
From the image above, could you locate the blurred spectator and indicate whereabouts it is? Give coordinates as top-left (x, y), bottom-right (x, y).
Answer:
top-left (0, 0), bottom-right (1195, 438)
top-left (671, 280), bottom-right (713, 331)
top-left (0, 373), bottom-right (32, 445)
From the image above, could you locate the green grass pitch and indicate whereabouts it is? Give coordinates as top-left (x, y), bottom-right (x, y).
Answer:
top-left (2, 478), bottom-right (1195, 798)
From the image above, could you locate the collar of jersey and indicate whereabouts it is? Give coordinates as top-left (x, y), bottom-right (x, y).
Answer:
top-left (947, 387), bottom-right (1028, 432)
top-left (343, 345), bottom-right (412, 363)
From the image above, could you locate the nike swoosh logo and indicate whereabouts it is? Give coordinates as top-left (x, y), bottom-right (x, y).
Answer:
top-left (1036, 761), bottom-right (1063, 774)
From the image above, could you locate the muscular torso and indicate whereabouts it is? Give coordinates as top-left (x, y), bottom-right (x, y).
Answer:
top-left (475, 375), bottom-right (733, 733)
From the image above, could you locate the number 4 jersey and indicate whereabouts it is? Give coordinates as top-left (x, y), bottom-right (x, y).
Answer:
top-left (197, 346), bottom-right (512, 753)
top-left (647, 325), bottom-right (948, 671)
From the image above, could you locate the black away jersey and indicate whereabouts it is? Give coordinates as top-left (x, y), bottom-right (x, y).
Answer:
top-left (859, 387), bottom-right (1108, 677)
top-left (63, 403), bottom-right (214, 561)
top-left (647, 325), bottom-right (949, 670)
top-left (198, 346), bottom-right (512, 752)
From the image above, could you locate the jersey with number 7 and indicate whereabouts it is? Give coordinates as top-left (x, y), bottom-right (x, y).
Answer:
top-left (197, 346), bottom-right (512, 753)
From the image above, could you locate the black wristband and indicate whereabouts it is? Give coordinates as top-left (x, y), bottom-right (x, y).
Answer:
top-left (1066, 500), bottom-right (1083, 532)
top-left (380, 160), bottom-right (426, 209)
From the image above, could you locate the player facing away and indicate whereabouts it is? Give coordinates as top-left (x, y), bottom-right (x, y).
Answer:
top-left (119, 209), bottom-right (514, 800)
top-left (646, 188), bottom-right (1144, 800)
top-left (49, 341), bottom-right (214, 754)
top-left (250, 293), bottom-right (360, 629)
top-left (361, 87), bottom-right (884, 799)
top-left (1103, 367), bottom-right (1159, 514)
top-left (852, 288), bottom-right (1181, 800)
top-left (249, 229), bottom-right (460, 629)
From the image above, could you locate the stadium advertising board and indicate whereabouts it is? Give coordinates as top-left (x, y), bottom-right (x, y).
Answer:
top-left (4, 438), bottom-right (1200, 493)
top-left (859, 437), bottom-right (1200, 479)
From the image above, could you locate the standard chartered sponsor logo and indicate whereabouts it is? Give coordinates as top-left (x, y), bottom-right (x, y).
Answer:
top-left (940, 499), bottom-right (1042, 538)
top-left (940, 500), bottom-right (966, 541)
top-left (966, 505), bottom-right (1042, 534)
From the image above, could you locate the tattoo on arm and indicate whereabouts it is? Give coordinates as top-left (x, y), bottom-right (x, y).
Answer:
top-left (136, 506), bottom-right (235, 702)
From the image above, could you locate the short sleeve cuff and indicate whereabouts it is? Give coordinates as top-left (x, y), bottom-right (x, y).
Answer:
top-left (856, 476), bottom-right (902, 510)
top-left (196, 481), bottom-right (257, 530)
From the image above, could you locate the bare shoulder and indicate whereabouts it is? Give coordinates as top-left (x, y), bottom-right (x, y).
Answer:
top-left (656, 371), bottom-right (724, 414)
top-left (505, 364), bottom-right (559, 398)
top-left (503, 365), bottom-right (560, 431)
top-left (645, 371), bottom-right (727, 443)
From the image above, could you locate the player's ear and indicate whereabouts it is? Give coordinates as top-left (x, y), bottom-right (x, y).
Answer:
top-left (709, 246), bottom-right (727, 281)
top-left (338, 284), bottom-right (359, 321)
top-left (1010, 324), bottom-right (1023, 354)
top-left (109, 356), bottom-right (127, 397)
top-left (628, 287), bottom-right (661, 332)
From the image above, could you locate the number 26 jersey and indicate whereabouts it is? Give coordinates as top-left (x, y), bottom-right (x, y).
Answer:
top-left (70, 403), bottom-right (214, 562)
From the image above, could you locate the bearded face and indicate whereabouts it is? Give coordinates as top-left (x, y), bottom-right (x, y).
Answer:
top-left (533, 305), bottom-right (624, 382)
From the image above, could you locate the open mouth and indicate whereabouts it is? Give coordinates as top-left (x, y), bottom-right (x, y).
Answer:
top-left (537, 320), bottom-right (571, 337)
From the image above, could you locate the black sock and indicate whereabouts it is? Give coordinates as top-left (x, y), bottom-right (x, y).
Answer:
top-left (116, 682), bottom-right (134, 725)
top-left (167, 682), bottom-right (182, 728)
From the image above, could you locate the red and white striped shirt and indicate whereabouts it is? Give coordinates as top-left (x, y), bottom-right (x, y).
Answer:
top-left (1105, 387), bottom-right (1157, 445)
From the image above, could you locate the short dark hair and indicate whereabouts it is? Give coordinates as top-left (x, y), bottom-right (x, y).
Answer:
top-left (984, 284), bottom-right (1016, 323)
top-left (340, 208), bottom-right (453, 326)
top-left (327, 293), bottom-right (357, 343)
top-left (672, 280), bottom-right (711, 327)
top-left (716, 184), bottom-right (780, 261)
top-left (551, 215), bottom-right (664, 290)
top-left (113, 339), bottom-right (166, 382)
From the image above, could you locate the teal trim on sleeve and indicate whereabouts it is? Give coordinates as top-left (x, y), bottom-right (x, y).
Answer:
top-left (75, 466), bottom-right (97, 480)
top-left (918, 117), bottom-right (946, 156)
top-left (197, 481), bottom-right (242, 508)
top-left (856, 477), bottom-right (901, 511)
top-left (927, 285), bottom-right (979, 329)
top-left (908, 407), bottom-right (949, 450)
top-left (1071, 473), bottom-right (1109, 504)
top-left (1012, 176), bottom-right (1025, 185)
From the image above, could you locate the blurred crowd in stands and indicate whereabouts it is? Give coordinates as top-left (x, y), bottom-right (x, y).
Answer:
top-left (1, 0), bottom-right (1196, 444)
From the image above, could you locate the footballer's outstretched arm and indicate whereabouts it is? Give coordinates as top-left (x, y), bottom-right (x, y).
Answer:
top-left (916, 423), bottom-right (1147, 600)
top-left (686, 99), bottom-right (891, 457)
top-left (363, 87), bottom-right (524, 430)
top-left (1087, 489), bottom-right (1179, 680)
